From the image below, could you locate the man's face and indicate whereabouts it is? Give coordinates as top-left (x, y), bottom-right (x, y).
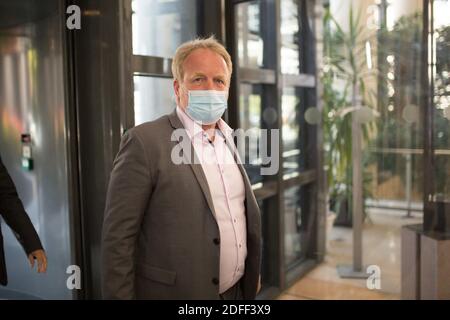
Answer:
top-left (174, 48), bottom-right (230, 111)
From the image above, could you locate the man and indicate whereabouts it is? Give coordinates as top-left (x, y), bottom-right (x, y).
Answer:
top-left (102, 36), bottom-right (261, 300)
top-left (0, 153), bottom-right (47, 286)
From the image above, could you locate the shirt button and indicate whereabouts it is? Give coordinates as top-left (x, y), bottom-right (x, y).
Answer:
top-left (234, 219), bottom-right (237, 223)
top-left (212, 278), bottom-right (219, 285)
top-left (213, 238), bottom-right (220, 245)
top-left (239, 244), bottom-right (242, 248)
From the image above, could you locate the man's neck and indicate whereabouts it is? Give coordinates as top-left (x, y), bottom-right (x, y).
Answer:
top-left (202, 123), bottom-right (217, 142)
top-left (178, 105), bottom-right (219, 142)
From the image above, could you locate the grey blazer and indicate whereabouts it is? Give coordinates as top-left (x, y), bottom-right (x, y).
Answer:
top-left (101, 110), bottom-right (262, 300)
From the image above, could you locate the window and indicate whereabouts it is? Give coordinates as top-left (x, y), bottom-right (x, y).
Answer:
top-left (232, 0), bottom-right (320, 293)
top-left (280, 0), bottom-right (300, 74)
top-left (236, 0), bottom-right (264, 69)
top-left (131, 0), bottom-right (199, 124)
top-left (282, 87), bottom-right (301, 175)
top-left (132, 0), bottom-right (197, 58)
top-left (134, 76), bottom-right (175, 125)
top-left (239, 83), bottom-right (264, 185)
top-left (432, 0), bottom-right (450, 198)
top-left (284, 183), bottom-right (314, 269)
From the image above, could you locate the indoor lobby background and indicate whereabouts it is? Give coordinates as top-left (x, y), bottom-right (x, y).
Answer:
top-left (0, 0), bottom-right (449, 299)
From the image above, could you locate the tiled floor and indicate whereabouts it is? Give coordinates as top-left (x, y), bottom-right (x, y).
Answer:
top-left (278, 208), bottom-right (422, 300)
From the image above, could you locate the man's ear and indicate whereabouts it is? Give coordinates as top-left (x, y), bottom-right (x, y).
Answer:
top-left (173, 79), bottom-right (179, 94)
top-left (173, 79), bottom-right (180, 104)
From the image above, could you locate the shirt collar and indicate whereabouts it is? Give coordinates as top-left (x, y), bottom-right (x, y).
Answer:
top-left (175, 106), bottom-right (234, 142)
top-left (176, 106), bottom-right (203, 140)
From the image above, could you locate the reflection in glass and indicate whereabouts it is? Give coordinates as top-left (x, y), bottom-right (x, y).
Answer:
top-left (257, 199), bottom-right (269, 289)
top-left (323, 0), bottom-right (425, 299)
top-left (324, 0), bottom-right (424, 208)
top-left (134, 76), bottom-right (175, 125)
top-left (132, 0), bottom-right (197, 57)
top-left (284, 185), bottom-right (309, 269)
top-left (239, 84), bottom-right (263, 185)
top-left (280, 0), bottom-right (300, 74)
top-left (236, 0), bottom-right (264, 68)
top-left (370, 4), bottom-right (424, 206)
top-left (282, 87), bottom-right (300, 175)
top-left (433, 0), bottom-right (450, 198)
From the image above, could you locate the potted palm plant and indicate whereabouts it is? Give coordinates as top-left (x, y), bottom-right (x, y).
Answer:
top-left (322, 6), bottom-right (377, 226)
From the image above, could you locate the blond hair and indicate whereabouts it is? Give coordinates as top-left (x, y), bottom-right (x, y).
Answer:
top-left (171, 36), bottom-right (233, 82)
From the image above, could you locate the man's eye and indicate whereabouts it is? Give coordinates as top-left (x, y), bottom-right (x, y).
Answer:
top-left (216, 79), bottom-right (225, 84)
top-left (194, 78), bottom-right (202, 82)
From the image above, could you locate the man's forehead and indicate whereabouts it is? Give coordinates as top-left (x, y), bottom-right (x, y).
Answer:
top-left (183, 49), bottom-right (228, 71)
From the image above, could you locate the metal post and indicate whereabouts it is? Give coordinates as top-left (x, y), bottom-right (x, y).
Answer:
top-left (337, 83), bottom-right (368, 278)
top-left (405, 151), bottom-right (413, 218)
top-left (352, 84), bottom-right (364, 272)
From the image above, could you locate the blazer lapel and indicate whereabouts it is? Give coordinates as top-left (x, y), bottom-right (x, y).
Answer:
top-left (168, 110), bottom-right (218, 220)
top-left (168, 110), bottom-right (259, 223)
top-left (222, 132), bottom-right (258, 215)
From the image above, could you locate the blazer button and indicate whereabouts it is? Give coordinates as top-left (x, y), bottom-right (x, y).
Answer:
top-left (212, 277), bottom-right (219, 285)
top-left (213, 238), bottom-right (220, 245)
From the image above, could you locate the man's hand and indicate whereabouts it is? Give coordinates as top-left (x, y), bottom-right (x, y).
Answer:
top-left (28, 249), bottom-right (47, 273)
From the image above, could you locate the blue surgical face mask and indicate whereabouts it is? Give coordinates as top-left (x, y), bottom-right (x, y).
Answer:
top-left (185, 90), bottom-right (228, 125)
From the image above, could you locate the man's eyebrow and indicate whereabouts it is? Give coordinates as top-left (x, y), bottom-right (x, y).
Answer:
top-left (191, 72), bottom-right (206, 78)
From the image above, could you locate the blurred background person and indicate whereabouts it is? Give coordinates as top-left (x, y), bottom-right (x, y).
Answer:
top-left (0, 153), bottom-right (47, 286)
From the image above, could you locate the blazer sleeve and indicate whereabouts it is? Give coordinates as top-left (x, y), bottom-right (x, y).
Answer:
top-left (0, 154), bottom-right (43, 255)
top-left (101, 129), bottom-right (153, 300)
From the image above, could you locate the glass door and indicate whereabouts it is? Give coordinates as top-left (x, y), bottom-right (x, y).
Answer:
top-left (228, 0), bottom-right (323, 294)
top-left (423, 0), bottom-right (450, 232)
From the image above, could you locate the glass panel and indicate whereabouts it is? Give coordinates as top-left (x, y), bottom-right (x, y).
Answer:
top-left (282, 87), bottom-right (318, 177)
top-left (132, 0), bottom-right (197, 57)
top-left (370, 3), bottom-right (424, 207)
top-left (280, 0), bottom-right (300, 74)
top-left (284, 185), bottom-right (302, 268)
top-left (432, 0), bottom-right (450, 199)
top-left (0, 0), bottom-right (73, 299)
top-left (134, 76), bottom-right (175, 125)
top-left (239, 83), bottom-right (263, 185)
top-left (324, 0), bottom-right (424, 208)
top-left (322, 0), bottom-right (424, 299)
top-left (284, 184), bottom-right (312, 269)
top-left (236, 0), bottom-right (264, 69)
top-left (282, 87), bottom-right (300, 176)
top-left (257, 199), bottom-right (269, 289)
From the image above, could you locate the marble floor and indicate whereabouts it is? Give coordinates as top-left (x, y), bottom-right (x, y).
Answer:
top-left (278, 207), bottom-right (422, 300)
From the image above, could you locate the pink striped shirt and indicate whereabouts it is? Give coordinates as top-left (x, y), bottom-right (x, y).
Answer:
top-left (176, 106), bottom-right (247, 294)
